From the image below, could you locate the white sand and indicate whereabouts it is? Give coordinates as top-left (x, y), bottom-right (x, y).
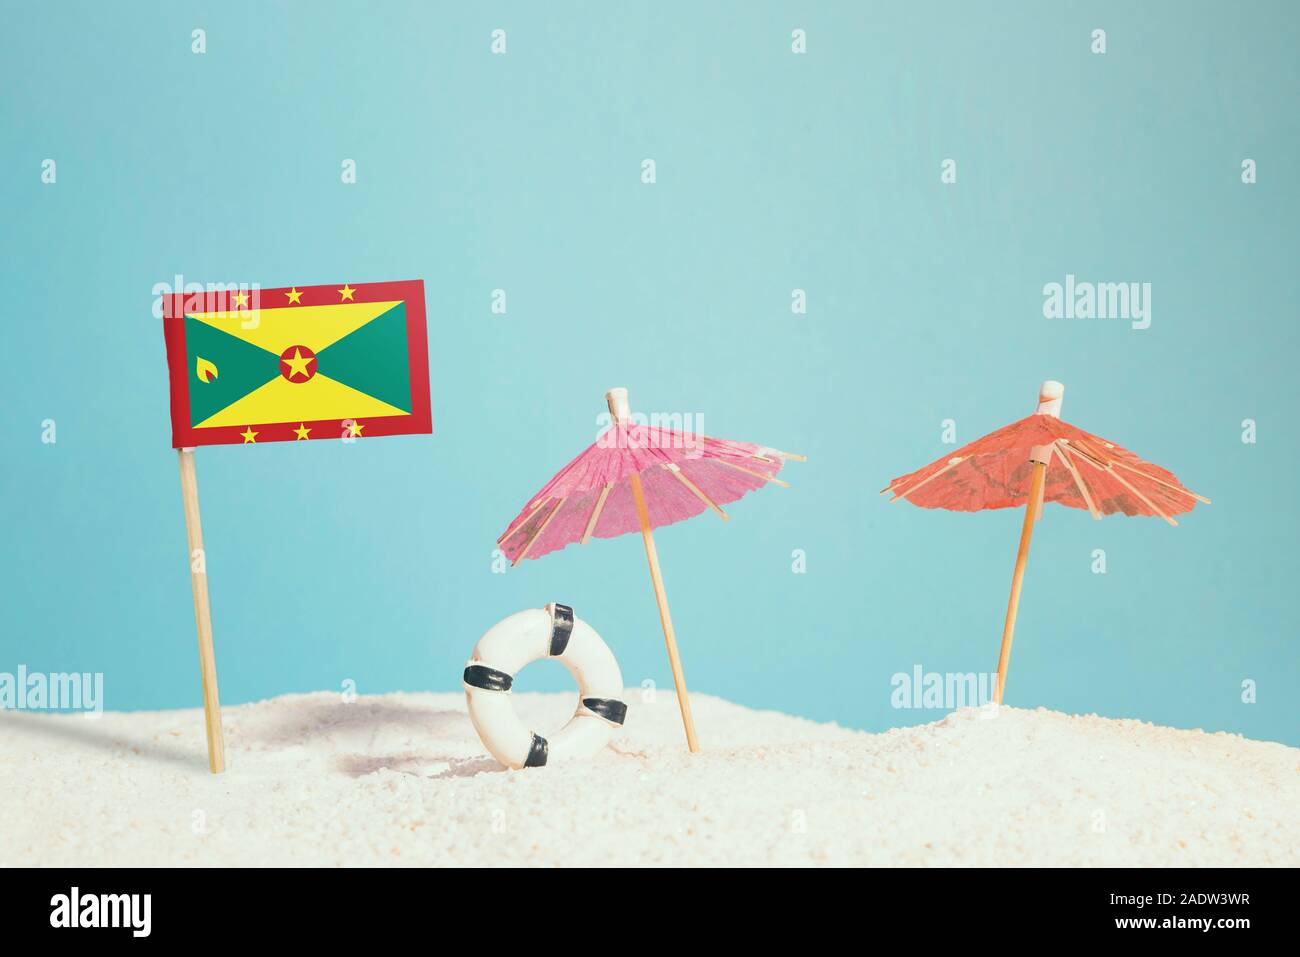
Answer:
top-left (1, 691), bottom-right (1295, 867)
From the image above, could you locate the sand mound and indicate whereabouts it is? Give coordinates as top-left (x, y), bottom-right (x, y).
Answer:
top-left (2, 691), bottom-right (1295, 866)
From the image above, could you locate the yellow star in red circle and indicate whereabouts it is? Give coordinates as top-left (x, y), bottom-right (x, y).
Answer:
top-left (240, 427), bottom-right (258, 443)
top-left (285, 287), bottom-right (303, 304)
top-left (293, 424), bottom-right (311, 440)
top-left (282, 347), bottom-right (312, 379)
top-left (347, 421), bottom-right (365, 437)
top-left (338, 284), bottom-right (355, 301)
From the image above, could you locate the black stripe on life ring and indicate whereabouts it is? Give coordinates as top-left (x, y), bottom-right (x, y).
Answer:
top-left (582, 697), bottom-right (627, 725)
top-left (524, 733), bottom-right (548, 767)
top-left (549, 603), bottom-right (574, 656)
top-left (463, 664), bottom-right (513, 692)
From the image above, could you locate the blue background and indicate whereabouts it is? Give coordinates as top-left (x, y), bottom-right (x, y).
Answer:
top-left (3, 1), bottom-right (1296, 745)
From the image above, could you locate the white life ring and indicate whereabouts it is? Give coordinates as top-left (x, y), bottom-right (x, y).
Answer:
top-left (463, 603), bottom-right (626, 769)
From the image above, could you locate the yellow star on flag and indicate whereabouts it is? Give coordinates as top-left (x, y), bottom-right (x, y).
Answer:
top-left (338, 284), bottom-right (355, 301)
top-left (347, 421), bottom-right (365, 437)
top-left (285, 287), bottom-right (303, 304)
top-left (240, 426), bottom-right (258, 443)
top-left (293, 423), bottom-right (312, 440)
top-left (282, 347), bottom-right (312, 379)
top-left (233, 290), bottom-right (249, 307)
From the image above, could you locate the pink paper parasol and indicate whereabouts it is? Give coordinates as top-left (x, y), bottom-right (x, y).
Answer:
top-left (497, 388), bottom-right (804, 750)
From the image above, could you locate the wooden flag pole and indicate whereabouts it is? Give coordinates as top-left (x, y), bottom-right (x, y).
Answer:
top-left (178, 448), bottom-right (226, 773)
top-left (993, 380), bottom-right (1064, 705)
top-left (608, 388), bottom-right (700, 753)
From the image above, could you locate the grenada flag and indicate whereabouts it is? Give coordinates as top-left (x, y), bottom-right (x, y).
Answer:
top-left (161, 280), bottom-right (431, 447)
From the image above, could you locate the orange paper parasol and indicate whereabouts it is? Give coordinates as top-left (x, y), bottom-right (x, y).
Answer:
top-left (883, 381), bottom-right (1209, 702)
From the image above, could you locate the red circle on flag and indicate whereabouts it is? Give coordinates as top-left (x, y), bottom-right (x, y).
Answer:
top-left (279, 345), bottom-right (317, 382)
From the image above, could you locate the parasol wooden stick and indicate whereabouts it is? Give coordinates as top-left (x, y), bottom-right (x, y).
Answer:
top-left (714, 458), bottom-right (791, 488)
top-left (664, 463), bottom-right (728, 519)
top-left (512, 497), bottom-right (565, 565)
top-left (994, 459), bottom-right (1046, 705)
top-left (581, 483), bottom-right (613, 544)
top-left (608, 389), bottom-right (700, 752)
top-left (887, 455), bottom-right (966, 501)
top-left (993, 381), bottom-right (1063, 705)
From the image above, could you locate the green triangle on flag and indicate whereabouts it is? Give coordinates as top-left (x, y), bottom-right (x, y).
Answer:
top-left (315, 302), bottom-right (413, 413)
top-left (184, 316), bottom-right (282, 427)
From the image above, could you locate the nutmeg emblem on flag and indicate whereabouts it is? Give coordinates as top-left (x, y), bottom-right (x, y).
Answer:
top-left (161, 280), bottom-right (431, 447)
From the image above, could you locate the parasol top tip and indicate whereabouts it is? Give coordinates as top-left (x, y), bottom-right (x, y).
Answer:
top-left (605, 387), bottom-right (631, 423)
top-left (1036, 380), bottom-right (1065, 417)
